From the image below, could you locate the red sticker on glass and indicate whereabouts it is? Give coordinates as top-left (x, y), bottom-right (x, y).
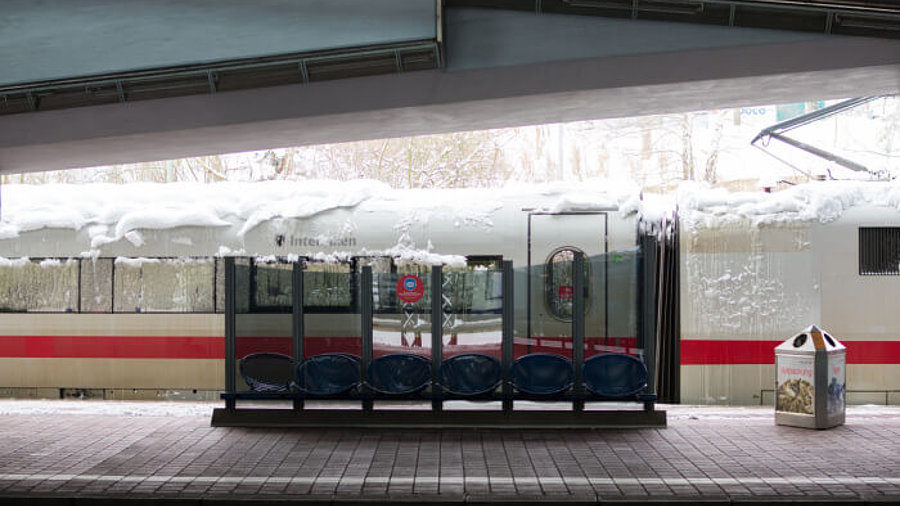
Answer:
top-left (397, 275), bottom-right (425, 303)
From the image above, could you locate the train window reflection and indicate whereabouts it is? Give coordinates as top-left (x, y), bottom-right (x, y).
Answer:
top-left (304, 262), bottom-right (352, 311)
top-left (251, 258), bottom-right (292, 312)
top-left (444, 268), bottom-right (503, 315)
top-left (545, 247), bottom-right (589, 320)
top-left (357, 257), bottom-right (393, 312)
top-left (113, 257), bottom-right (215, 312)
top-left (0, 258), bottom-right (78, 312)
top-left (214, 258), bottom-right (225, 313)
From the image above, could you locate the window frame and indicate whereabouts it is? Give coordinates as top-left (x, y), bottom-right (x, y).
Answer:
top-left (544, 246), bottom-right (591, 321)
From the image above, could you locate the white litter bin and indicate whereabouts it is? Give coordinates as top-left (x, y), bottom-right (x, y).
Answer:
top-left (775, 325), bottom-right (846, 429)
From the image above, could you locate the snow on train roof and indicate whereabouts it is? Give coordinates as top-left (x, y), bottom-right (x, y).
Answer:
top-left (0, 178), bottom-right (637, 244)
top-left (1, 178), bottom-right (897, 247)
top-left (677, 179), bottom-right (900, 227)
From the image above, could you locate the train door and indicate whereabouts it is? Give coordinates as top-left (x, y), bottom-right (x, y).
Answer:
top-left (527, 213), bottom-right (607, 356)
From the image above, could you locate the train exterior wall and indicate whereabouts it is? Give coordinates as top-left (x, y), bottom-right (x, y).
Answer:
top-left (680, 205), bottom-right (900, 405)
top-left (0, 313), bottom-right (224, 399)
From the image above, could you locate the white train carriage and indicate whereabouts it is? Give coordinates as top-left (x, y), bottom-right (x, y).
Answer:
top-left (678, 185), bottom-right (900, 405)
top-left (1, 179), bottom-right (897, 404)
top-left (0, 182), bottom-right (645, 400)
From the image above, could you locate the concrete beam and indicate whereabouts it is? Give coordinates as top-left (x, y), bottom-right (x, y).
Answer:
top-left (1, 28), bottom-right (898, 173)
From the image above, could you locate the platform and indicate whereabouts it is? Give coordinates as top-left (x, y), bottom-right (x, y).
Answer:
top-left (1, 400), bottom-right (899, 504)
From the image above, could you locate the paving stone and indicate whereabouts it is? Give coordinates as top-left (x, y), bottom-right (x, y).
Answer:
top-left (0, 405), bottom-right (900, 503)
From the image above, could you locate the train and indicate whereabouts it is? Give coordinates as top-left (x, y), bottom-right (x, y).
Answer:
top-left (0, 178), bottom-right (897, 405)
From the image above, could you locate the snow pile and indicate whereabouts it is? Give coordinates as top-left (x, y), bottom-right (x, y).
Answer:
top-left (7, 178), bottom-right (899, 251)
top-left (381, 242), bottom-right (468, 268)
top-left (0, 257), bottom-right (30, 267)
top-left (0, 179), bottom-right (646, 253)
top-left (0, 180), bottom-right (392, 244)
top-left (529, 179), bottom-right (640, 214)
top-left (678, 179), bottom-right (900, 226)
top-left (0, 399), bottom-right (216, 417)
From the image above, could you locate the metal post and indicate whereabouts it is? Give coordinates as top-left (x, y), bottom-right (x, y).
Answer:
top-left (502, 261), bottom-right (514, 412)
top-left (641, 232), bottom-right (659, 394)
top-left (431, 265), bottom-right (443, 412)
top-left (292, 260), bottom-right (305, 411)
top-left (572, 252), bottom-right (585, 412)
top-left (224, 257), bottom-right (236, 410)
top-left (361, 266), bottom-right (374, 411)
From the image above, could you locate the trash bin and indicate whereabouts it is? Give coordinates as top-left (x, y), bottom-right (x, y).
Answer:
top-left (775, 325), bottom-right (846, 429)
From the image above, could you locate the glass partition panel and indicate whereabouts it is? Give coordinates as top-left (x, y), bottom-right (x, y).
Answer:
top-left (582, 252), bottom-right (606, 360)
top-left (303, 262), bottom-right (360, 359)
top-left (372, 265), bottom-right (432, 360)
top-left (524, 249), bottom-right (642, 361)
top-left (441, 263), bottom-right (503, 360)
top-left (598, 248), bottom-right (641, 359)
top-left (576, 249), bottom-right (643, 360)
top-left (523, 259), bottom-right (573, 359)
top-left (251, 258), bottom-right (292, 313)
top-left (233, 258), bottom-right (294, 393)
top-left (439, 261), bottom-right (504, 398)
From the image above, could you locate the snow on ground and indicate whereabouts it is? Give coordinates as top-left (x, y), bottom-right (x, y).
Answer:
top-left (0, 399), bottom-right (218, 417)
top-left (0, 399), bottom-right (898, 420)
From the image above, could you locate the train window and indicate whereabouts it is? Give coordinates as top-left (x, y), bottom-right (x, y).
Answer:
top-left (358, 257), bottom-right (393, 312)
top-left (233, 257), bottom-right (251, 314)
top-left (81, 258), bottom-right (113, 312)
top-left (113, 258), bottom-right (215, 312)
top-left (251, 258), bottom-right (293, 313)
top-left (0, 258), bottom-right (78, 312)
top-left (545, 247), bottom-right (590, 320)
top-left (859, 227), bottom-right (900, 275)
top-left (304, 262), bottom-right (353, 312)
top-left (443, 257), bottom-right (503, 314)
top-left (214, 258), bottom-right (225, 313)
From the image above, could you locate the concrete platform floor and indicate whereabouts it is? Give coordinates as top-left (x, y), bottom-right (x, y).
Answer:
top-left (0, 400), bottom-right (898, 504)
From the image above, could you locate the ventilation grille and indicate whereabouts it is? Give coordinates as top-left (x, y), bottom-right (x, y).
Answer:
top-left (859, 227), bottom-right (900, 275)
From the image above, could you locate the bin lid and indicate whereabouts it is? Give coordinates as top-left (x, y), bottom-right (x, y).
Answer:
top-left (775, 325), bottom-right (845, 353)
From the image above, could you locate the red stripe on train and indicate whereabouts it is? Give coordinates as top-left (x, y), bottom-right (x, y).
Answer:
top-left (681, 339), bottom-right (900, 365)
top-left (4, 336), bottom-right (897, 364)
top-left (0, 336), bottom-right (223, 359)
top-left (0, 336), bottom-right (639, 359)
